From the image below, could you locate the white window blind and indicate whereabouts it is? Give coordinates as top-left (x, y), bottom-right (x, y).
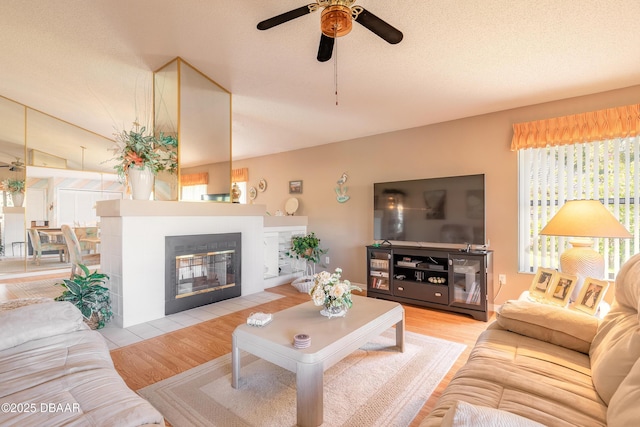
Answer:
top-left (181, 184), bottom-right (208, 201)
top-left (518, 136), bottom-right (640, 278)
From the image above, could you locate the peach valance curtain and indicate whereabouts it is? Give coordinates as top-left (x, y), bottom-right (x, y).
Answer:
top-left (181, 173), bottom-right (208, 186)
top-left (511, 104), bottom-right (640, 151)
top-left (232, 167), bottom-right (248, 183)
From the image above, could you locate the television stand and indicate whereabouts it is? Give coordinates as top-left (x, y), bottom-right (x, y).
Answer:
top-left (366, 245), bottom-right (493, 321)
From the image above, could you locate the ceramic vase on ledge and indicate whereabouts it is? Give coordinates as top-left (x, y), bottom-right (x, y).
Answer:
top-left (128, 165), bottom-right (154, 200)
top-left (11, 192), bottom-right (24, 207)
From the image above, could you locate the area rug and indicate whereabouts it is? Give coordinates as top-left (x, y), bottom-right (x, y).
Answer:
top-left (139, 329), bottom-right (466, 427)
top-left (7, 278), bottom-right (65, 299)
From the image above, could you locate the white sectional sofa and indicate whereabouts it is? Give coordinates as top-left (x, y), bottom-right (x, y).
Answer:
top-left (0, 298), bottom-right (164, 426)
top-left (422, 252), bottom-right (640, 426)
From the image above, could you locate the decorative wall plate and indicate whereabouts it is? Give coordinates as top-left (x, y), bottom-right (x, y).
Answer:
top-left (249, 186), bottom-right (257, 200)
top-left (258, 178), bottom-right (267, 192)
top-left (285, 197), bottom-right (299, 215)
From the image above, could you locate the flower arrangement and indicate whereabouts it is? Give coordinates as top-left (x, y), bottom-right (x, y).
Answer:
top-left (110, 122), bottom-right (178, 181)
top-left (309, 268), bottom-right (362, 312)
top-left (1, 178), bottom-right (25, 193)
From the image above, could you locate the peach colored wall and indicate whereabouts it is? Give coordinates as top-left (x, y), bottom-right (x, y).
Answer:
top-left (234, 84), bottom-right (640, 305)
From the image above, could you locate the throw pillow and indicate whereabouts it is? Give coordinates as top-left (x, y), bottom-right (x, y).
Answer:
top-left (0, 301), bottom-right (87, 351)
top-left (496, 299), bottom-right (599, 353)
top-left (589, 306), bottom-right (640, 404)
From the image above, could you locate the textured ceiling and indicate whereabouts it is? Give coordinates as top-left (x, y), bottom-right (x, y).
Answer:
top-left (2, 0), bottom-right (640, 161)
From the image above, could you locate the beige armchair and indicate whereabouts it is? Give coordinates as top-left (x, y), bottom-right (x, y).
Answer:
top-left (61, 225), bottom-right (100, 277)
top-left (27, 228), bottom-right (66, 265)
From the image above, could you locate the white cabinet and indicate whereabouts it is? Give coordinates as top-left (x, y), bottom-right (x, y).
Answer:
top-left (263, 216), bottom-right (308, 288)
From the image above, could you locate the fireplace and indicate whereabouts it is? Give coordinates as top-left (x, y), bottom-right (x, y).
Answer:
top-left (165, 233), bottom-right (241, 315)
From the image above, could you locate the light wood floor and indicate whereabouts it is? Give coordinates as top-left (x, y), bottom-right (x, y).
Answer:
top-left (1, 277), bottom-right (492, 426)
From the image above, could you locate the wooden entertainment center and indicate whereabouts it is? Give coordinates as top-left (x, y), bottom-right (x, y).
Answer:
top-left (366, 245), bottom-right (493, 321)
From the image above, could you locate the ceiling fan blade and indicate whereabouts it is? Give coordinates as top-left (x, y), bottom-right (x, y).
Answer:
top-left (354, 8), bottom-right (403, 44)
top-left (257, 4), bottom-right (315, 30)
top-left (317, 34), bottom-right (334, 62)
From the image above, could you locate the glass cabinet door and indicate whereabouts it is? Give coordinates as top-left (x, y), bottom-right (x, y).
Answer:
top-left (450, 256), bottom-right (484, 308)
top-left (368, 249), bottom-right (391, 293)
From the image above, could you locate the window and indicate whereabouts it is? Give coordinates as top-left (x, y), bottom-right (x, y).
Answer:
top-left (518, 136), bottom-right (640, 279)
top-left (181, 173), bottom-right (209, 201)
top-left (181, 184), bottom-right (208, 201)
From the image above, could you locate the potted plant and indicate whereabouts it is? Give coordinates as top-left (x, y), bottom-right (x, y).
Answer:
top-left (55, 264), bottom-right (113, 329)
top-left (110, 122), bottom-right (178, 199)
top-left (2, 178), bottom-right (25, 206)
top-left (287, 232), bottom-right (328, 292)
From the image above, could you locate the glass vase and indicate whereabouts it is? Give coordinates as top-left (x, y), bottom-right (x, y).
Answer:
top-left (320, 300), bottom-right (347, 318)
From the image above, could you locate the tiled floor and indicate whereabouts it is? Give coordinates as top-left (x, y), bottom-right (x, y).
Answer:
top-left (98, 291), bottom-right (284, 350)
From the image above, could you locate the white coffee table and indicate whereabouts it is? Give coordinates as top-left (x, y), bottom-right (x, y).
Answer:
top-left (231, 295), bottom-right (404, 427)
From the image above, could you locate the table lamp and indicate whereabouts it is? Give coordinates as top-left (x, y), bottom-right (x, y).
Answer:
top-left (539, 199), bottom-right (631, 301)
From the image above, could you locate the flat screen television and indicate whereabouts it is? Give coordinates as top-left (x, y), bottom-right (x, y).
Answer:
top-left (373, 174), bottom-right (485, 247)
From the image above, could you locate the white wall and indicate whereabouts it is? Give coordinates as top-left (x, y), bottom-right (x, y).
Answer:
top-left (233, 84), bottom-right (640, 305)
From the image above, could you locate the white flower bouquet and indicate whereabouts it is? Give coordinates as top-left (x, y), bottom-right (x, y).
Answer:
top-left (309, 268), bottom-right (362, 311)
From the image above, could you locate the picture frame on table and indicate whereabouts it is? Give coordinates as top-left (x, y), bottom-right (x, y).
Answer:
top-left (528, 267), bottom-right (556, 301)
top-left (544, 272), bottom-right (577, 306)
top-left (574, 277), bottom-right (609, 315)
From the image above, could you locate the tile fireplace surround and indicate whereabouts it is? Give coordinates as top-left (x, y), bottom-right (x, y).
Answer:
top-left (96, 200), bottom-right (266, 328)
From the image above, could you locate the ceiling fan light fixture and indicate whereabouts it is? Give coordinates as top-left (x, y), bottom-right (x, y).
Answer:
top-left (321, 5), bottom-right (352, 37)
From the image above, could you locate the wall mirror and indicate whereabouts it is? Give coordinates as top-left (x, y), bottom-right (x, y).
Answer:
top-left (1, 58), bottom-right (231, 276)
top-left (0, 96), bottom-right (27, 274)
top-left (0, 95), bottom-right (124, 276)
top-left (154, 57), bottom-right (232, 201)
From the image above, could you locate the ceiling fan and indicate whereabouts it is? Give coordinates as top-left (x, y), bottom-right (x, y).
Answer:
top-left (257, 0), bottom-right (403, 62)
top-left (0, 158), bottom-right (25, 171)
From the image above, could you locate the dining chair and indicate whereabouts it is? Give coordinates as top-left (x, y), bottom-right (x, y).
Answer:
top-left (74, 226), bottom-right (99, 253)
top-left (27, 228), bottom-right (66, 265)
top-left (61, 224), bottom-right (100, 277)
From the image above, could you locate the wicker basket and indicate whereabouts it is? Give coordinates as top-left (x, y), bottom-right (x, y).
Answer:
top-left (84, 312), bottom-right (101, 330)
top-left (291, 276), bottom-right (315, 293)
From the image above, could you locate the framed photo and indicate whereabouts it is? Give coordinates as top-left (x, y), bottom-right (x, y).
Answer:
top-left (544, 272), bottom-right (577, 307)
top-left (528, 267), bottom-right (556, 301)
top-left (574, 278), bottom-right (609, 315)
top-left (289, 180), bottom-right (303, 194)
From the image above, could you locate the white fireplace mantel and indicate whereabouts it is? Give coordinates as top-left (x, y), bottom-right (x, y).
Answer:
top-left (96, 200), bottom-right (267, 328)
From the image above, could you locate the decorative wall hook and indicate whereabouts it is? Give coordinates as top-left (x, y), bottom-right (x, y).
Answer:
top-left (335, 172), bottom-right (350, 203)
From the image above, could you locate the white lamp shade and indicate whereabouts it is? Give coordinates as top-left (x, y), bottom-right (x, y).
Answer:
top-left (539, 200), bottom-right (631, 239)
top-left (540, 199), bottom-right (631, 303)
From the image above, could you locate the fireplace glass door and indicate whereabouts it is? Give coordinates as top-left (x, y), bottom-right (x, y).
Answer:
top-left (175, 250), bottom-right (236, 298)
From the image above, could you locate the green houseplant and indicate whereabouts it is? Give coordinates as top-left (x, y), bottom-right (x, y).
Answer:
top-left (2, 178), bottom-right (26, 206)
top-left (55, 264), bottom-right (113, 329)
top-left (110, 122), bottom-right (178, 200)
top-left (1, 178), bottom-right (25, 193)
top-left (111, 122), bottom-right (178, 178)
top-left (287, 232), bottom-right (328, 292)
top-left (287, 232), bottom-right (327, 266)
